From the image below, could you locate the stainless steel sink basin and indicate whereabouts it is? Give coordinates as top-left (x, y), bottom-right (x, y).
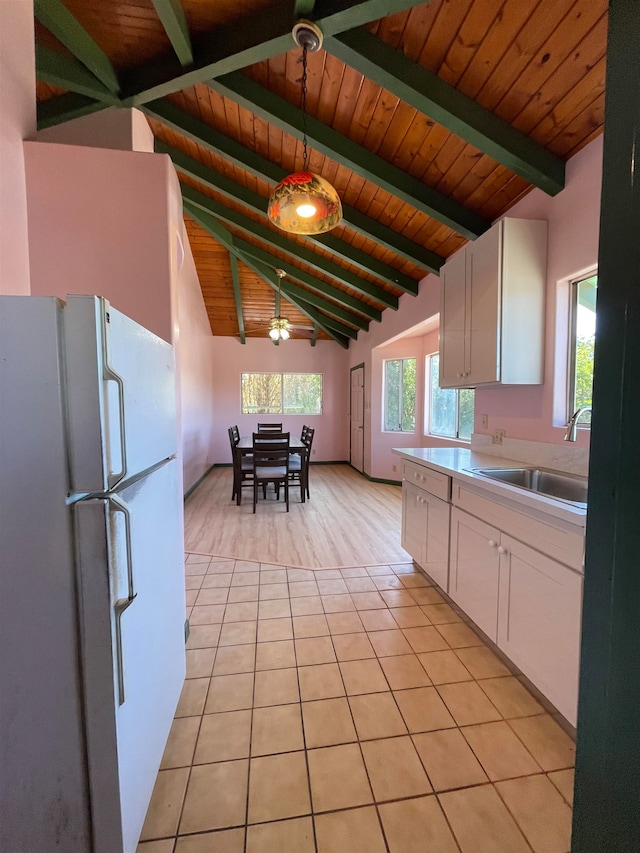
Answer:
top-left (466, 467), bottom-right (588, 507)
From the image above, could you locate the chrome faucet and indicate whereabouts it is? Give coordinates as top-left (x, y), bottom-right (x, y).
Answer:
top-left (564, 405), bottom-right (592, 441)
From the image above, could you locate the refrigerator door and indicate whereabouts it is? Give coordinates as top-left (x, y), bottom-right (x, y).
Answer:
top-left (74, 458), bottom-right (185, 853)
top-left (64, 295), bottom-right (177, 493)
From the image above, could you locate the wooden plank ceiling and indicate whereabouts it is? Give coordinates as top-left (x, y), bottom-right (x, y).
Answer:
top-left (34, 0), bottom-right (608, 346)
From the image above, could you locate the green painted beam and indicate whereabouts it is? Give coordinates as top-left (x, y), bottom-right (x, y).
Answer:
top-left (145, 100), bottom-right (442, 271)
top-left (294, 0), bottom-right (317, 15)
top-left (289, 292), bottom-right (358, 339)
top-left (209, 72), bottom-right (490, 239)
top-left (151, 0), bottom-right (193, 66)
top-left (36, 92), bottom-right (106, 130)
top-left (118, 0), bottom-right (430, 105)
top-left (232, 238), bottom-right (371, 329)
top-left (243, 258), bottom-right (351, 348)
top-left (311, 324), bottom-right (319, 347)
top-left (36, 46), bottom-right (119, 104)
top-left (34, 0), bottom-right (120, 94)
top-left (184, 203), bottom-right (357, 347)
top-left (228, 251), bottom-right (246, 344)
top-left (184, 201), bottom-right (373, 326)
top-left (155, 139), bottom-right (418, 293)
top-left (325, 29), bottom-right (565, 196)
top-left (181, 184), bottom-right (398, 308)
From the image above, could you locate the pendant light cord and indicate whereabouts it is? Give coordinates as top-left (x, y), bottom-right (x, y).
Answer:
top-left (301, 43), bottom-right (309, 172)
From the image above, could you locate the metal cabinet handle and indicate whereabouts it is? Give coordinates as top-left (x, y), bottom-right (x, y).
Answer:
top-left (109, 496), bottom-right (136, 705)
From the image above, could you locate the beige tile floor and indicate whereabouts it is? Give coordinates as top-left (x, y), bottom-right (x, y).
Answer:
top-left (138, 554), bottom-right (576, 853)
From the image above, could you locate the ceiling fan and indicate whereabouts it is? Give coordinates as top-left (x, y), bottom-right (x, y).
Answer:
top-left (245, 268), bottom-right (316, 341)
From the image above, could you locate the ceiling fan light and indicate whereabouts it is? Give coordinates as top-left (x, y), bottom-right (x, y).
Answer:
top-left (268, 172), bottom-right (342, 235)
top-left (268, 326), bottom-right (280, 341)
top-left (280, 327), bottom-right (290, 340)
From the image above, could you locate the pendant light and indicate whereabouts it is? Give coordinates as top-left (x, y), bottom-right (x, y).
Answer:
top-left (269, 269), bottom-right (291, 341)
top-left (267, 21), bottom-right (342, 235)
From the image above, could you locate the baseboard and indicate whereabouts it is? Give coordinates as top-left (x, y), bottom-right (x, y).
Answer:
top-left (351, 464), bottom-right (401, 487)
top-left (183, 463), bottom-right (216, 501)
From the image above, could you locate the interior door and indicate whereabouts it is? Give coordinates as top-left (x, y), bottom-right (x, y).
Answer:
top-left (350, 365), bottom-right (364, 472)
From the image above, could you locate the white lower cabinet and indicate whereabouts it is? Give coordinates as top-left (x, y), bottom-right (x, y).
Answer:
top-left (449, 508), bottom-right (501, 641)
top-left (498, 535), bottom-right (583, 725)
top-left (401, 480), bottom-right (450, 591)
top-left (449, 505), bottom-right (583, 725)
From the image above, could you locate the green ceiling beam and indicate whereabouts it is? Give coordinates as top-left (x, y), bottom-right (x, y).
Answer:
top-left (185, 203), bottom-right (356, 348)
top-left (231, 238), bottom-right (371, 329)
top-left (36, 92), bottom-right (106, 130)
top-left (228, 251), bottom-right (246, 344)
top-left (294, 0), bottom-right (317, 15)
top-left (311, 324), bottom-right (319, 346)
top-left (243, 259), bottom-right (351, 348)
top-left (35, 46), bottom-right (119, 104)
top-left (181, 184), bottom-right (398, 308)
top-left (325, 29), bottom-right (565, 196)
top-left (289, 293), bottom-right (358, 339)
top-left (184, 201), bottom-right (374, 326)
top-left (151, 0), bottom-right (193, 67)
top-left (145, 100), bottom-right (441, 272)
top-left (210, 72), bottom-right (490, 239)
top-left (156, 140), bottom-right (418, 293)
top-left (34, 0), bottom-right (120, 94)
top-left (117, 0), bottom-right (429, 106)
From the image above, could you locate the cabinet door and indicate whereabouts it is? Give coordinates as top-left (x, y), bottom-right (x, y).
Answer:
top-left (467, 223), bottom-right (501, 385)
top-left (401, 481), bottom-right (428, 566)
top-left (424, 493), bottom-right (450, 591)
top-left (449, 508), bottom-right (500, 640)
top-left (498, 536), bottom-right (583, 725)
top-left (439, 249), bottom-right (467, 387)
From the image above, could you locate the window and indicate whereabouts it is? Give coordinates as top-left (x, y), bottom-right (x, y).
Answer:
top-left (568, 273), bottom-right (597, 422)
top-left (384, 358), bottom-right (416, 432)
top-left (427, 353), bottom-right (474, 440)
top-left (241, 373), bottom-right (323, 415)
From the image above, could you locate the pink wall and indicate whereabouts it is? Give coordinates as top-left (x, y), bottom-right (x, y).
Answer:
top-left (24, 142), bottom-right (175, 343)
top-left (175, 235), bottom-right (216, 491)
top-left (349, 135), bottom-right (603, 478)
top-left (0, 0), bottom-right (35, 295)
top-left (36, 107), bottom-right (155, 153)
top-left (210, 336), bottom-right (350, 463)
top-left (24, 136), bottom-right (217, 492)
top-left (476, 137), bottom-right (602, 447)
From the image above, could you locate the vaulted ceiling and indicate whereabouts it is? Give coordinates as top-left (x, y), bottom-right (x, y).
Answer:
top-left (35, 0), bottom-right (608, 346)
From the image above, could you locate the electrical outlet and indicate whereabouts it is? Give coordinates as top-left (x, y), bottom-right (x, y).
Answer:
top-left (492, 429), bottom-right (506, 445)
top-left (480, 414), bottom-right (489, 429)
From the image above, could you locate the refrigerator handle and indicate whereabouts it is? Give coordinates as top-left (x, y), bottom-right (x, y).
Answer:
top-left (109, 495), bottom-right (136, 705)
top-left (101, 308), bottom-right (128, 489)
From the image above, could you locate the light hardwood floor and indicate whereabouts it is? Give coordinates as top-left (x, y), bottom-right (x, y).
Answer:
top-left (184, 464), bottom-right (410, 569)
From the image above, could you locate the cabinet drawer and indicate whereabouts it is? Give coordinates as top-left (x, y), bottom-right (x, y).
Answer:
top-left (403, 461), bottom-right (451, 501)
top-left (452, 483), bottom-right (584, 572)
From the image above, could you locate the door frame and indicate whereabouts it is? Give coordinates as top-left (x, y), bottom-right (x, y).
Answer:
top-left (349, 362), bottom-right (365, 473)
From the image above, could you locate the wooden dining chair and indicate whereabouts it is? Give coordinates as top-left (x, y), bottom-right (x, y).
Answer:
top-left (228, 426), bottom-right (253, 505)
top-left (257, 422), bottom-right (283, 432)
top-left (251, 432), bottom-right (290, 512)
top-left (300, 427), bottom-right (315, 499)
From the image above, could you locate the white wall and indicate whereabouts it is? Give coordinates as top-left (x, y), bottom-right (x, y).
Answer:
top-left (0, 0), bottom-right (35, 295)
top-left (210, 336), bottom-right (350, 463)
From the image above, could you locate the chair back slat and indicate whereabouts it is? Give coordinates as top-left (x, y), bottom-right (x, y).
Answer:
top-left (257, 422), bottom-right (283, 432)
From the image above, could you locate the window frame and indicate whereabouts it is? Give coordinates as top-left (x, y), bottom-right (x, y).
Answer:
top-left (240, 372), bottom-right (323, 415)
top-left (425, 352), bottom-right (475, 441)
top-left (567, 271), bottom-right (597, 424)
top-left (383, 357), bottom-right (416, 433)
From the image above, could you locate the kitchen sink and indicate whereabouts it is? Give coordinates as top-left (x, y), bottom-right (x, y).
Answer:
top-left (466, 466), bottom-right (588, 506)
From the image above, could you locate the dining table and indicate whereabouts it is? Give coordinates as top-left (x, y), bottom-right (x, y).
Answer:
top-left (236, 436), bottom-right (307, 455)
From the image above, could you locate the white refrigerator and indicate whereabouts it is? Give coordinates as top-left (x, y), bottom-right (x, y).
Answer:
top-left (0, 295), bottom-right (186, 853)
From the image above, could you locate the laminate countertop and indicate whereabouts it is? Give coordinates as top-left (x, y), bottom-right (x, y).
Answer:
top-left (392, 446), bottom-right (587, 528)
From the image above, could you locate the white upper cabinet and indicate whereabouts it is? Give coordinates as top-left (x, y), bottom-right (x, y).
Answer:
top-left (439, 218), bottom-right (547, 388)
